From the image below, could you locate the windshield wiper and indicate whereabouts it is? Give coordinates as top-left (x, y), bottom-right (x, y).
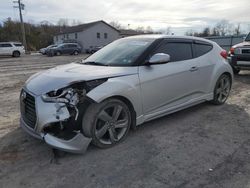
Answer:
top-left (82, 61), bottom-right (108, 66)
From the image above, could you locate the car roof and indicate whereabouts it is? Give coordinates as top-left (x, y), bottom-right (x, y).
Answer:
top-left (126, 34), bottom-right (215, 44)
top-left (61, 43), bottom-right (78, 45)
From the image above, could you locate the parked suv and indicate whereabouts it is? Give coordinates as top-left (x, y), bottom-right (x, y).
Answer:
top-left (228, 33), bottom-right (250, 74)
top-left (47, 43), bottom-right (81, 56)
top-left (0, 42), bottom-right (25, 57)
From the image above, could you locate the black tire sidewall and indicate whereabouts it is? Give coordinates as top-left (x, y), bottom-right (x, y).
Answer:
top-left (13, 51), bottom-right (20, 57)
top-left (82, 99), bottom-right (132, 148)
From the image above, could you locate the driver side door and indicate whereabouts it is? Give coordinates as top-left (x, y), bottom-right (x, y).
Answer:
top-left (139, 39), bottom-right (201, 119)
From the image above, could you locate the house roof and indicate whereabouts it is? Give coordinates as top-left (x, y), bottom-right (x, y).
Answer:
top-left (56, 20), bottom-right (120, 35)
top-left (119, 29), bottom-right (145, 36)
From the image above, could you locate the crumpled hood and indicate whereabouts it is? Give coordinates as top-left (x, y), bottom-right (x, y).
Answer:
top-left (233, 41), bottom-right (250, 48)
top-left (25, 63), bottom-right (138, 95)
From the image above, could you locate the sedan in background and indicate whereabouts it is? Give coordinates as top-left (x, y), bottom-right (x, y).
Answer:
top-left (20, 35), bottom-right (233, 154)
top-left (39, 44), bottom-right (57, 55)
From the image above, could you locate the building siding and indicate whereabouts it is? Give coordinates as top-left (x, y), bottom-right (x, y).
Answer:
top-left (53, 22), bottom-right (120, 52)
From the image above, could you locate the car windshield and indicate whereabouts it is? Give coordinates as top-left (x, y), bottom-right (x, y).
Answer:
top-left (245, 33), bottom-right (250, 41)
top-left (82, 38), bottom-right (154, 66)
top-left (48, 45), bottom-right (57, 48)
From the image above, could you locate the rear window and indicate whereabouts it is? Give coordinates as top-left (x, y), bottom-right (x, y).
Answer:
top-left (14, 43), bottom-right (23, 47)
top-left (193, 41), bottom-right (213, 58)
top-left (154, 42), bottom-right (193, 62)
top-left (0, 43), bottom-right (12, 47)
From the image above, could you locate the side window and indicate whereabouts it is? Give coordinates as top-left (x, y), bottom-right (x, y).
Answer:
top-left (14, 43), bottom-right (22, 47)
top-left (104, 33), bottom-right (108, 39)
top-left (154, 42), bottom-right (193, 62)
top-left (97, 32), bottom-right (100, 39)
top-left (1, 43), bottom-right (12, 47)
top-left (193, 41), bottom-right (213, 58)
top-left (69, 44), bottom-right (77, 48)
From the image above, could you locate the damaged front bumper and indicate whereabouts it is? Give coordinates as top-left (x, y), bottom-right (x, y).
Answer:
top-left (20, 89), bottom-right (92, 154)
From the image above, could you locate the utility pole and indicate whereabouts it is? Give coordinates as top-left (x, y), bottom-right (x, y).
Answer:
top-left (13, 0), bottom-right (27, 51)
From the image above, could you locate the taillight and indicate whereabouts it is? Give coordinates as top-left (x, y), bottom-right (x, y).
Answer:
top-left (220, 50), bottom-right (228, 59)
top-left (230, 47), bottom-right (235, 55)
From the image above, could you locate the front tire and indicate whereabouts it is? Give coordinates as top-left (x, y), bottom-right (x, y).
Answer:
top-left (12, 51), bottom-right (20, 57)
top-left (211, 74), bottom-right (231, 105)
top-left (56, 51), bottom-right (61, 56)
top-left (82, 99), bottom-right (131, 148)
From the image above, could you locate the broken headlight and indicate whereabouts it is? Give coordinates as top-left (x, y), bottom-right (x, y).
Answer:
top-left (41, 78), bottom-right (107, 103)
top-left (42, 87), bottom-right (83, 105)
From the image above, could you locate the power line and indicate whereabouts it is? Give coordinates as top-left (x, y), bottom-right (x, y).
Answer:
top-left (13, 0), bottom-right (27, 51)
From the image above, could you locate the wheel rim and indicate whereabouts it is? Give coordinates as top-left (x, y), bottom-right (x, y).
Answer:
top-left (74, 51), bottom-right (78, 55)
top-left (95, 104), bottom-right (130, 145)
top-left (215, 76), bottom-right (231, 103)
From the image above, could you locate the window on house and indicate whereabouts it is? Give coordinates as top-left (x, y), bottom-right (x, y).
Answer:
top-left (66, 34), bottom-right (69, 39)
top-left (97, 32), bottom-right (100, 39)
top-left (104, 33), bottom-right (108, 39)
top-left (75, 33), bottom-right (78, 39)
top-left (63, 34), bottom-right (65, 39)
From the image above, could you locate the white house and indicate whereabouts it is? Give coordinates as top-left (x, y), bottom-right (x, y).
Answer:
top-left (53, 20), bottom-right (120, 52)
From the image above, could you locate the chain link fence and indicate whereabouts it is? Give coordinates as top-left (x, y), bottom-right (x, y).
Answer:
top-left (205, 35), bottom-right (247, 51)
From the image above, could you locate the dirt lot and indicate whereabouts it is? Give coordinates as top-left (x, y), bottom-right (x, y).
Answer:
top-left (1, 54), bottom-right (250, 188)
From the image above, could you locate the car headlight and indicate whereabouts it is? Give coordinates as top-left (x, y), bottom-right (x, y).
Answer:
top-left (84, 78), bottom-right (107, 92)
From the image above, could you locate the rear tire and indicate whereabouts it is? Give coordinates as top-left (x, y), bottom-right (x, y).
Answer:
top-left (56, 51), bottom-right (61, 56)
top-left (12, 51), bottom-right (20, 57)
top-left (82, 98), bottom-right (131, 148)
top-left (211, 74), bottom-right (231, 105)
top-left (73, 50), bottom-right (79, 55)
top-left (232, 67), bottom-right (240, 74)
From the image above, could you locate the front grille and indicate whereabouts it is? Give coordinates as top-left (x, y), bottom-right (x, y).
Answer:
top-left (242, 49), bottom-right (250, 54)
top-left (20, 90), bottom-right (37, 129)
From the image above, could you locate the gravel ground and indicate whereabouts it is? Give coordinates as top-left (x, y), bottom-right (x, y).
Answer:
top-left (1, 54), bottom-right (250, 188)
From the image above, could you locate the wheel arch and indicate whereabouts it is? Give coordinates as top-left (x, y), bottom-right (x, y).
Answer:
top-left (223, 72), bottom-right (233, 83)
top-left (12, 50), bottom-right (20, 56)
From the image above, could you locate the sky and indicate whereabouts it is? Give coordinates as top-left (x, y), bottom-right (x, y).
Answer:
top-left (0, 0), bottom-right (250, 35)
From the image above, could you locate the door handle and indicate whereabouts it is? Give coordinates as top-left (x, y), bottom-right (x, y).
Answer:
top-left (189, 66), bottom-right (199, 72)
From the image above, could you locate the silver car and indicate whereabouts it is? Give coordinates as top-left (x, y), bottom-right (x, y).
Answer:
top-left (20, 35), bottom-right (233, 153)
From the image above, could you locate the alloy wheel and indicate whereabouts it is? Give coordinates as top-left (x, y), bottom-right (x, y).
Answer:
top-left (94, 104), bottom-right (130, 145)
top-left (215, 75), bottom-right (231, 103)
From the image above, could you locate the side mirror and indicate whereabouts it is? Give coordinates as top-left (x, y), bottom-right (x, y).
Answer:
top-left (148, 53), bottom-right (170, 64)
